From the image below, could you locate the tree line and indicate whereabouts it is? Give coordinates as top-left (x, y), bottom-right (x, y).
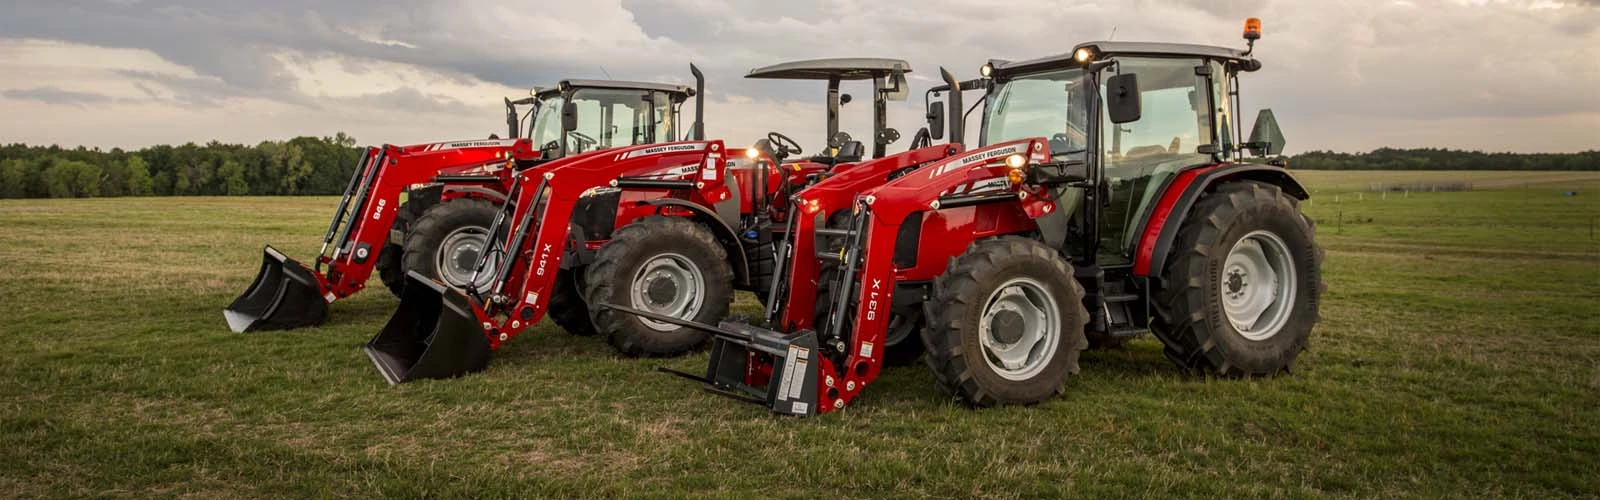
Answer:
top-left (0, 134), bottom-right (361, 199)
top-left (1289, 148), bottom-right (1599, 171)
top-left (0, 139), bottom-right (1594, 199)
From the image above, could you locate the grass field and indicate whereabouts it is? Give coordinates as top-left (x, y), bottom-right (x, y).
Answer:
top-left (1, 171), bottom-right (1597, 498)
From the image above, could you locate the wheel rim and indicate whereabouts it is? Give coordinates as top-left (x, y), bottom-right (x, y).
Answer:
top-left (435, 226), bottom-right (497, 293)
top-left (979, 277), bottom-right (1060, 381)
top-left (629, 252), bottom-right (705, 332)
top-left (1221, 230), bottom-right (1297, 341)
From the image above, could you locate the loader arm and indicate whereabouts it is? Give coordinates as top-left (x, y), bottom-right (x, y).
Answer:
top-left (473, 141), bottom-right (730, 348)
top-left (767, 143), bottom-right (964, 330)
top-left (318, 139), bottom-right (531, 298)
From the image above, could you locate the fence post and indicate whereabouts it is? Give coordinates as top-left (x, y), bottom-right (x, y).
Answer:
top-left (1337, 209), bottom-right (1343, 234)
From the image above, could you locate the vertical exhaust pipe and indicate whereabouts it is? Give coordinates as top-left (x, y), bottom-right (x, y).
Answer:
top-left (690, 63), bottom-right (705, 140)
top-left (938, 67), bottom-right (965, 147)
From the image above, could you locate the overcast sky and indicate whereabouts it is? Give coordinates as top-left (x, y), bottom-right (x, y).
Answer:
top-left (1, 0), bottom-right (1596, 153)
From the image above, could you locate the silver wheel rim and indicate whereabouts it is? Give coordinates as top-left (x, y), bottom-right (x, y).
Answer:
top-left (436, 226), bottom-right (497, 293)
top-left (979, 277), bottom-right (1060, 381)
top-left (1221, 230), bottom-right (1297, 341)
top-left (629, 252), bottom-right (705, 332)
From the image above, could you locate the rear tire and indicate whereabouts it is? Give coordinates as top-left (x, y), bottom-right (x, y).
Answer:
top-left (402, 198), bottom-right (499, 293)
top-left (1152, 180), bottom-right (1323, 377)
top-left (585, 216), bottom-right (734, 357)
top-left (923, 237), bottom-right (1088, 407)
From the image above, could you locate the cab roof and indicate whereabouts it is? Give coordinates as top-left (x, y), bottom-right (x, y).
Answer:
top-left (538, 79), bottom-right (695, 97)
top-left (746, 58), bottom-right (912, 80)
top-left (993, 41), bottom-right (1257, 76)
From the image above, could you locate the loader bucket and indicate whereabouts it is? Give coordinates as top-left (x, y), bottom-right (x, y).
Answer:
top-left (224, 245), bottom-right (329, 333)
top-left (364, 271), bottom-right (492, 385)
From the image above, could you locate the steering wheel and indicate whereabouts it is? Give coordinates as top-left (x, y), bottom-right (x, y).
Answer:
top-left (766, 132), bottom-right (803, 159)
top-left (568, 131), bottom-right (597, 152)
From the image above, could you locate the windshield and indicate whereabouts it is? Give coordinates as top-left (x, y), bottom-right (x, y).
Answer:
top-left (528, 95), bottom-right (565, 149)
top-left (527, 89), bottom-right (681, 155)
top-left (983, 68), bottom-right (1089, 159)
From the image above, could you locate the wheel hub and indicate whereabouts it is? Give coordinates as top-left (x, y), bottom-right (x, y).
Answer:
top-left (645, 273), bottom-right (680, 305)
top-left (1220, 230), bottom-right (1297, 341)
top-left (629, 253), bottom-right (705, 332)
top-left (978, 278), bottom-right (1061, 381)
top-left (988, 308), bottom-right (1025, 344)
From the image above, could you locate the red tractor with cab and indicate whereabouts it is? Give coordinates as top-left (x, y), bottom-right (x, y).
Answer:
top-left (224, 72), bottom-right (704, 333)
top-left (608, 20), bottom-right (1325, 416)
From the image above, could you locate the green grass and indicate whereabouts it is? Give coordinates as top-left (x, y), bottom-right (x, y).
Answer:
top-left (1, 171), bottom-right (1597, 498)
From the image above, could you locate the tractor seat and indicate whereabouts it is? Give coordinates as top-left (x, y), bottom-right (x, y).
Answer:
top-left (809, 140), bottom-right (865, 166)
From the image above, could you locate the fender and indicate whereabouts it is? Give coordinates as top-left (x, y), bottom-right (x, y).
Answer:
top-left (639, 198), bottom-right (752, 288)
top-left (1131, 163), bottom-right (1309, 279)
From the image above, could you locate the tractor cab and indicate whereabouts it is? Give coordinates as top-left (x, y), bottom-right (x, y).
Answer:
top-left (744, 58), bottom-right (913, 167)
top-left (977, 40), bottom-right (1284, 268)
top-left (511, 80), bottom-right (697, 159)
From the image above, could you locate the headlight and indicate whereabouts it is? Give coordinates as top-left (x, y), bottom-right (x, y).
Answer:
top-left (1074, 48), bottom-right (1094, 63)
top-left (980, 63), bottom-right (994, 78)
top-left (744, 147), bottom-right (760, 159)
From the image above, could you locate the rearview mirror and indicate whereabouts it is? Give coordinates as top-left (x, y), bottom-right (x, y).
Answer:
top-left (1105, 73), bottom-right (1141, 124)
top-left (926, 100), bottom-right (946, 140)
top-left (561, 101), bottom-right (579, 132)
top-left (1245, 109), bottom-right (1286, 156)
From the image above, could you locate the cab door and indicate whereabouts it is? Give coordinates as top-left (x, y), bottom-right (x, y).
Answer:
top-left (1096, 57), bottom-right (1227, 266)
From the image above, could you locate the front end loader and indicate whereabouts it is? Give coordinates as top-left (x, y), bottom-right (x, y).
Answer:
top-left (609, 20), bottom-right (1324, 416)
top-left (225, 75), bottom-right (701, 333)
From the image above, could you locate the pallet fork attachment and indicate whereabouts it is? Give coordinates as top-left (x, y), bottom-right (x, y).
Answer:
top-left (600, 303), bottom-right (822, 416)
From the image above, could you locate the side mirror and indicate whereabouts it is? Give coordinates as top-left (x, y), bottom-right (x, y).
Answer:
top-left (926, 100), bottom-right (946, 140)
top-left (561, 100), bottom-right (579, 132)
top-left (1245, 109), bottom-right (1286, 156)
top-left (884, 71), bottom-right (910, 102)
top-left (1105, 73), bottom-right (1141, 124)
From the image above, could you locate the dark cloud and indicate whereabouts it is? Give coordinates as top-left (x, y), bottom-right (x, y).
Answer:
top-left (0, 0), bottom-right (1596, 152)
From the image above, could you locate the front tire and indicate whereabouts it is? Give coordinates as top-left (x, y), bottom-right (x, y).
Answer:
top-left (547, 269), bottom-right (596, 336)
top-left (923, 237), bottom-right (1088, 407)
top-left (402, 198), bottom-right (499, 293)
top-left (1152, 180), bottom-right (1323, 377)
top-left (585, 216), bottom-right (733, 357)
top-left (375, 201), bottom-right (421, 297)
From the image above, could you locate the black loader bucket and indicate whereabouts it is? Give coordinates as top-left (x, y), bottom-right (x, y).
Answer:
top-left (364, 271), bottom-right (492, 385)
top-left (224, 245), bottom-right (329, 333)
top-left (598, 303), bottom-right (821, 416)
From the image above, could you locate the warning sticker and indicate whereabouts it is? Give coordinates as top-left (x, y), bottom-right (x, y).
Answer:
top-left (859, 341), bottom-right (874, 358)
top-left (791, 401), bottom-right (809, 415)
top-left (776, 345), bottom-right (801, 401)
top-left (785, 348), bottom-right (810, 403)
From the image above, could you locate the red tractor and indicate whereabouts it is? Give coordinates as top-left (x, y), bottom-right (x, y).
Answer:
top-left (224, 73), bottom-right (704, 332)
top-left (609, 21), bottom-right (1325, 416)
top-left (365, 59), bottom-right (973, 384)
